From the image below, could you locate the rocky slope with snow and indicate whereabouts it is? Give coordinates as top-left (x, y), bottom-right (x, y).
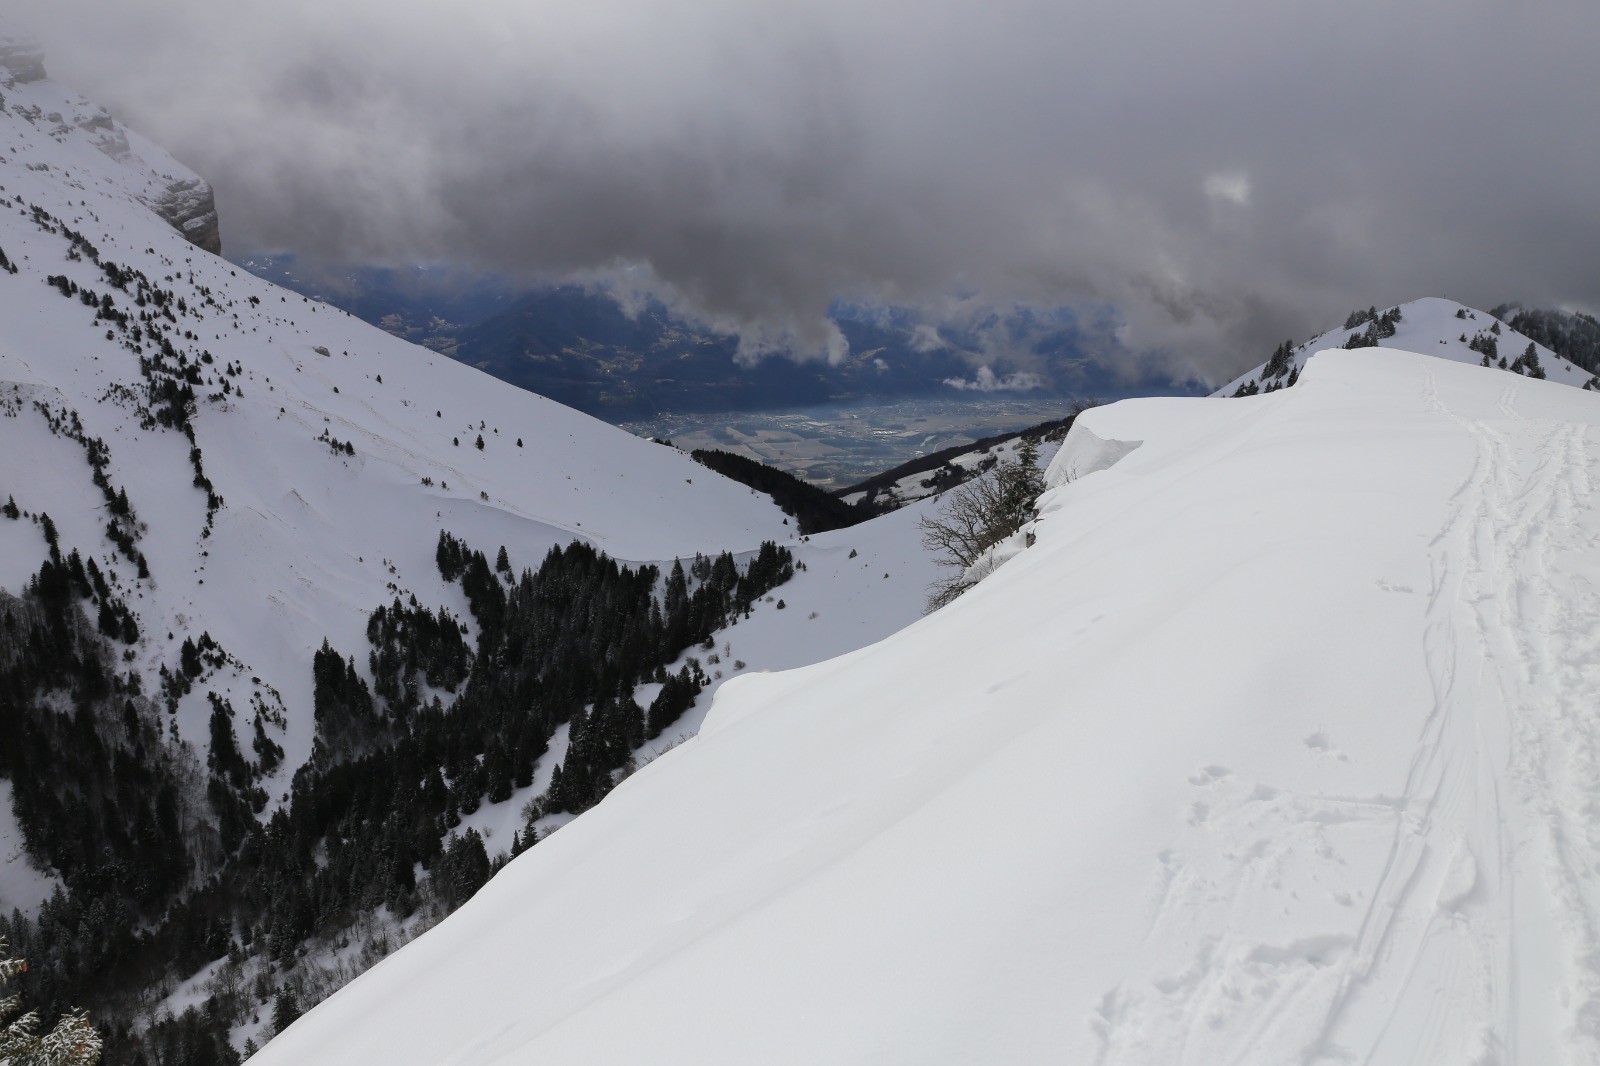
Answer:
top-left (259, 347), bottom-right (1600, 1065)
top-left (0, 35), bottom-right (221, 253)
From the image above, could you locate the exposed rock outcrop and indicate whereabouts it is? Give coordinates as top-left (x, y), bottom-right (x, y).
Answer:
top-left (0, 36), bottom-right (46, 85)
top-left (76, 106), bottom-right (132, 161)
top-left (149, 177), bottom-right (223, 255)
top-left (0, 35), bottom-right (222, 254)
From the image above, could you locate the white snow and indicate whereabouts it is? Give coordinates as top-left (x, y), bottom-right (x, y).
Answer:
top-left (0, 781), bottom-right (60, 917)
top-left (254, 348), bottom-right (1600, 1064)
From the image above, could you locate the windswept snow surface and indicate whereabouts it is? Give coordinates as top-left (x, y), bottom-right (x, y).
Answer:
top-left (256, 348), bottom-right (1600, 1064)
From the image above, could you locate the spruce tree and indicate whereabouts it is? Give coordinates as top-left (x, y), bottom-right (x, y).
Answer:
top-left (271, 988), bottom-right (301, 1035)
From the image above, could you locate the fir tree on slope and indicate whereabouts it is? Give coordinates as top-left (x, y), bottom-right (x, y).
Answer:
top-left (271, 987), bottom-right (301, 1036)
top-left (0, 940), bottom-right (102, 1065)
top-left (1262, 339), bottom-right (1295, 380)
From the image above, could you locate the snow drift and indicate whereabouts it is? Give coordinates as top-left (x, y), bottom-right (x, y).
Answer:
top-left (256, 347), bottom-right (1600, 1064)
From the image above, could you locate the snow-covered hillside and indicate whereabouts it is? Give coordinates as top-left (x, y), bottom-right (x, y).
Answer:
top-left (837, 433), bottom-right (1048, 511)
top-left (0, 44), bottom-right (809, 783)
top-left (258, 347), bottom-right (1600, 1064)
top-left (1216, 296), bottom-right (1598, 397)
top-left (451, 498), bottom-right (943, 848)
top-left (1, 49), bottom-right (961, 1056)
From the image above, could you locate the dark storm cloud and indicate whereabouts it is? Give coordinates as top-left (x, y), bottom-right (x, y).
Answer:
top-left (14, 0), bottom-right (1600, 381)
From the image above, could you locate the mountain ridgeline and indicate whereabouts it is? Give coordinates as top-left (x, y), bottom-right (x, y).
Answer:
top-left (1215, 298), bottom-right (1600, 399)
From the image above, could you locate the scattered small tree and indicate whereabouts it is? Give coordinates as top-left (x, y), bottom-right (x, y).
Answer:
top-left (918, 439), bottom-right (1045, 612)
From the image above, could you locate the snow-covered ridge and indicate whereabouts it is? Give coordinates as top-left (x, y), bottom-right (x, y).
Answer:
top-left (252, 349), bottom-right (1600, 1063)
top-left (1214, 296), bottom-right (1596, 397)
top-left (0, 37), bottom-right (220, 252)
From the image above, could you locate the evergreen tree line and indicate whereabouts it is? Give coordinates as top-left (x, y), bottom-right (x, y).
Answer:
top-left (365, 600), bottom-right (471, 722)
top-left (0, 583), bottom-right (236, 1065)
top-left (1342, 306), bottom-right (1402, 348)
top-left (1261, 338), bottom-right (1296, 380)
top-left (0, 528), bottom-right (793, 1063)
top-left (1471, 334), bottom-right (1548, 379)
top-left (1232, 339), bottom-right (1303, 396)
top-left (688, 448), bottom-right (862, 533)
top-left (1495, 304), bottom-right (1600, 374)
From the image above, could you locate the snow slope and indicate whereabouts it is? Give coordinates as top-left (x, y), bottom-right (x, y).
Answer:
top-left (0, 49), bottom-right (805, 789)
top-left (0, 782), bottom-right (59, 917)
top-left (257, 347), bottom-right (1600, 1065)
top-left (1215, 296), bottom-right (1596, 397)
top-left (838, 433), bottom-right (1047, 509)
top-left (456, 496), bottom-right (944, 852)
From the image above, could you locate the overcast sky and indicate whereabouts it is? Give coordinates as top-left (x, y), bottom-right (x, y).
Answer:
top-left (14, 0), bottom-right (1600, 382)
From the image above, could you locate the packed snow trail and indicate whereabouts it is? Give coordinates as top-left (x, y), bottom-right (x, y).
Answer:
top-left (1094, 370), bottom-right (1600, 1065)
top-left (255, 350), bottom-right (1600, 1066)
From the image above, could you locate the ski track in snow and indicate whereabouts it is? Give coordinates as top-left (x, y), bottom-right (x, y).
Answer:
top-left (1096, 373), bottom-right (1600, 1065)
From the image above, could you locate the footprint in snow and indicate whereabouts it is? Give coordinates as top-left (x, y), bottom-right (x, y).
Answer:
top-left (1304, 730), bottom-right (1350, 761)
top-left (1187, 765), bottom-right (1232, 786)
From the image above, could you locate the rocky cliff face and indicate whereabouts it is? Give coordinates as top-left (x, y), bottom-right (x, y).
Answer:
top-left (0, 34), bottom-right (221, 254)
top-left (0, 36), bottom-right (46, 85)
top-left (150, 176), bottom-right (223, 254)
